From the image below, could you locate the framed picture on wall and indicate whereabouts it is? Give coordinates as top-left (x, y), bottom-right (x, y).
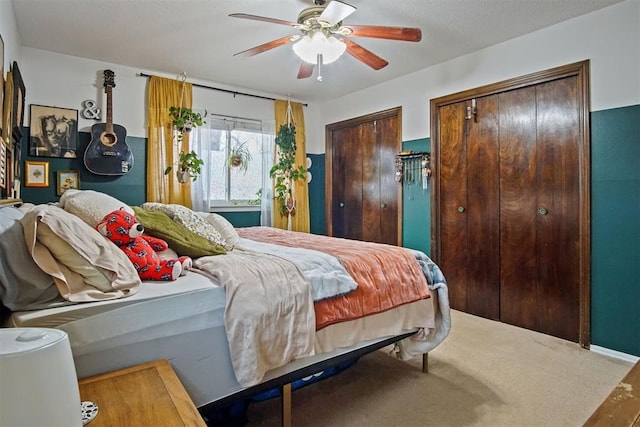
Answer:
top-left (24, 160), bottom-right (49, 187)
top-left (2, 72), bottom-right (12, 144)
top-left (11, 61), bottom-right (25, 142)
top-left (29, 104), bottom-right (78, 158)
top-left (56, 170), bottom-right (80, 195)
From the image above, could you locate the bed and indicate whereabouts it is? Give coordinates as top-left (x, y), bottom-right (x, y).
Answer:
top-left (0, 190), bottom-right (451, 425)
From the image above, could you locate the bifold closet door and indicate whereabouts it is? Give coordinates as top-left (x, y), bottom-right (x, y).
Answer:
top-left (328, 111), bottom-right (401, 246)
top-left (438, 97), bottom-right (500, 319)
top-left (331, 124), bottom-right (366, 240)
top-left (499, 77), bottom-right (581, 342)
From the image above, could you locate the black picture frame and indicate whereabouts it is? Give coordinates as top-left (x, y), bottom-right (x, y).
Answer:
top-left (29, 104), bottom-right (79, 158)
top-left (11, 61), bottom-right (25, 142)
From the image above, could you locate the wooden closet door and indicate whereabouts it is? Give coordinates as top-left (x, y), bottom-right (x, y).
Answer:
top-left (327, 108), bottom-right (401, 245)
top-left (366, 116), bottom-right (399, 245)
top-left (438, 98), bottom-right (500, 319)
top-left (433, 61), bottom-right (590, 345)
top-left (331, 124), bottom-right (366, 240)
top-left (499, 77), bottom-right (581, 341)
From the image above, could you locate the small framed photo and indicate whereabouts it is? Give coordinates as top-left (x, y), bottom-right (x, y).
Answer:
top-left (56, 170), bottom-right (80, 195)
top-left (29, 104), bottom-right (78, 158)
top-left (25, 160), bottom-right (49, 187)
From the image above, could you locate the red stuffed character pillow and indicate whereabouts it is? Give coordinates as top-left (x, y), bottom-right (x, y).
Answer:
top-left (97, 208), bottom-right (192, 281)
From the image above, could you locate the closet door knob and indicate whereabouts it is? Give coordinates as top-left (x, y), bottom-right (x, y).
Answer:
top-left (381, 203), bottom-right (387, 208)
top-left (538, 207), bottom-right (549, 216)
top-left (339, 202), bottom-right (345, 208)
top-left (457, 206), bottom-right (465, 213)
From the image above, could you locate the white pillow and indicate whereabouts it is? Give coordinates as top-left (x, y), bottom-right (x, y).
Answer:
top-left (60, 189), bottom-right (134, 227)
top-left (200, 213), bottom-right (240, 249)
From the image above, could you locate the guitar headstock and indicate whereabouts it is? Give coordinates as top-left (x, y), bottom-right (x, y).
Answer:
top-left (103, 70), bottom-right (115, 89)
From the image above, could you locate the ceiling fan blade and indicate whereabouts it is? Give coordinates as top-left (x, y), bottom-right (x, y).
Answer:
top-left (319, 1), bottom-right (356, 26)
top-left (344, 25), bottom-right (422, 42)
top-left (229, 13), bottom-right (298, 27)
top-left (234, 35), bottom-right (300, 58)
top-left (297, 62), bottom-right (314, 79)
top-left (344, 39), bottom-right (388, 70)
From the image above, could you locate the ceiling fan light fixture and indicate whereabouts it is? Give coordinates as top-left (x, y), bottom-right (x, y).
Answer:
top-left (293, 31), bottom-right (346, 64)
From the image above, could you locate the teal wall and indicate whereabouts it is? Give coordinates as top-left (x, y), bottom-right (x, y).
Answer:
top-left (401, 138), bottom-right (431, 256)
top-left (20, 130), bottom-right (146, 206)
top-left (308, 153), bottom-right (326, 235)
top-left (590, 105), bottom-right (640, 356)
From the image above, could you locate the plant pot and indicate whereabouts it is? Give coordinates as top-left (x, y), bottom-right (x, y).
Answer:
top-left (230, 155), bottom-right (243, 167)
top-left (176, 169), bottom-right (191, 184)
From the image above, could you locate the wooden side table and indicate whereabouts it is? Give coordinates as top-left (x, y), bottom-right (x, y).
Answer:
top-left (78, 359), bottom-right (206, 427)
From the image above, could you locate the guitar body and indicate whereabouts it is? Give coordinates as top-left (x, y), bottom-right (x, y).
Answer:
top-left (83, 69), bottom-right (134, 176)
top-left (84, 122), bottom-right (134, 175)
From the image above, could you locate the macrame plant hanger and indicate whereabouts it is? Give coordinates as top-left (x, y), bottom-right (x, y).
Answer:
top-left (172, 72), bottom-right (190, 183)
top-left (285, 99), bottom-right (295, 231)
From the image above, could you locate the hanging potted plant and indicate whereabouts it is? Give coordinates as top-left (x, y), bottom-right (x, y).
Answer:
top-left (164, 150), bottom-right (205, 183)
top-left (227, 140), bottom-right (253, 174)
top-left (270, 123), bottom-right (308, 216)
top-left (169, 106), bottom-right (205, 133)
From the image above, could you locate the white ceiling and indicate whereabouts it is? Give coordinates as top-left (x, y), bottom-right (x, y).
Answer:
top-left (12, 0), bottom-right (623, 102)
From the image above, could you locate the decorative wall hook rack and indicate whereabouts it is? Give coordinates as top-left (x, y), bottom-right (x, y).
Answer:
top-left (395, 151), bottom-right (431, 189)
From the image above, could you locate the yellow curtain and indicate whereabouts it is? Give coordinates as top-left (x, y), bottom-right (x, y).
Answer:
top-left (273, 100), bottom-right (310, 232)
top-left (146, 76), bottom-right (193, 207)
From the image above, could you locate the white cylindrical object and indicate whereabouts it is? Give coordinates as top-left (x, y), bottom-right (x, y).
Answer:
top-left (0, 328), bottom-right (82, 427)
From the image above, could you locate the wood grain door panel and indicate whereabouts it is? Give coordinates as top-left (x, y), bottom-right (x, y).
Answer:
top-left (375, 116), bottom-right (400, 245)
top-left (439, 102), bottom-right (470, 312)
top-left (534, 76), bottom-right (581, 341)
top-left (499, 86), bottom-right (540, 331)
top-left (327, 108), bottom-right (401, 246)
top-left (467, 95), bottom-right (501, 320)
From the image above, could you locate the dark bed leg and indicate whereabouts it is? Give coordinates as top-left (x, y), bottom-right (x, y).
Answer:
top-left (281, 382), bottom-right (292, 427)
top-left (422, 352), bottom-right (429, 373)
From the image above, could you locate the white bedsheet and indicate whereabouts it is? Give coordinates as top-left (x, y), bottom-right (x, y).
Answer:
top-left (235, 237), bottom-right (358, 301)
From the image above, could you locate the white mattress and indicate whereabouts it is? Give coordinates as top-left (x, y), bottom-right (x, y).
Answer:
top-left (7, 270), bottom-right (438, 407)
top-left (8, 270), bottom-right (225, 358)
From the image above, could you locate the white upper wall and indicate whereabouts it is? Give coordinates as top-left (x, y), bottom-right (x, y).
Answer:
top-left (20, 48), bottom-right (319, 142)
top-left (317, 0), bottom-right (640, 149)
top-left (1, 0), bottom-right (21, 75)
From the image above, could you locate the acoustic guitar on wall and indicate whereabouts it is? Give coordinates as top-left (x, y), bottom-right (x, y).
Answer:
top-left (84, 70), bottom-right (134, 175)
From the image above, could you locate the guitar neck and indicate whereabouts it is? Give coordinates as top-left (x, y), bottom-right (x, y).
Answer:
top-left (105, 85), bottom-right (114, 134)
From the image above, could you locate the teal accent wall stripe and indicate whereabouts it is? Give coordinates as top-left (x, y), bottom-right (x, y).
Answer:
top-left (20, 130), bottom-right (146, 206)
top-left (308, 153), bottom-right (326, 235)
top-left (401, 138), bottom-right (431, 256)
top-left (590, 104), bottom-right (640, 356)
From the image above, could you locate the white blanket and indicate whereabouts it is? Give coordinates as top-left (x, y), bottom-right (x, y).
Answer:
top-left (194, 250), bottom-right (315, 387)
top-left (236, 237), bottom-right (358, 301)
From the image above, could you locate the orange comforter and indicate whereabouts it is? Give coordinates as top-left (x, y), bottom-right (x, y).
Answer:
top-left (236, 227), bottom-right (430, 330)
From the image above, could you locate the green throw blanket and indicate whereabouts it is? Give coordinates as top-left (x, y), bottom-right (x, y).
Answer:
top-left (133, 207), bottom-right (226, 258)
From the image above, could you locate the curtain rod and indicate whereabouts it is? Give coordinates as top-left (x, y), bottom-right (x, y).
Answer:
top-left (137, 72), bottom-right (307, 107)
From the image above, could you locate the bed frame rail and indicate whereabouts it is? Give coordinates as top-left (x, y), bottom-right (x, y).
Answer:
top-left (199, 331), bottom-right (429, 426)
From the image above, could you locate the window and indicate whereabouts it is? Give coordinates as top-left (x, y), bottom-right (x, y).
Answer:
top-left (191, 116), bottom-right (273, 210)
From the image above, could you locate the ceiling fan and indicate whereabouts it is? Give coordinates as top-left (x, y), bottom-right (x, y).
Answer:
top-left (230, 0), bottom-right (422, 80)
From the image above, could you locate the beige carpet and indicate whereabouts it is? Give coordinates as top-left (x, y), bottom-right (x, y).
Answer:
top-left (243, 310), bottom-right (633, 427)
